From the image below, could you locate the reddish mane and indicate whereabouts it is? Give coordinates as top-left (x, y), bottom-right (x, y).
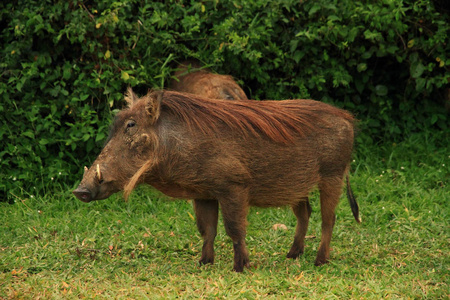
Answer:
top-left (149, 91), bottom-right (354, 144)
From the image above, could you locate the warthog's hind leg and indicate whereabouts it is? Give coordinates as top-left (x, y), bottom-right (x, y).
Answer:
top-left (287, 198), bottom-right (312, 259)
top-left (315, 177), bottom-right (343, 266)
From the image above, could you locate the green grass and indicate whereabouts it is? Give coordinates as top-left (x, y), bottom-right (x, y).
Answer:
top-left (1, 131), bottom-right (448, 299)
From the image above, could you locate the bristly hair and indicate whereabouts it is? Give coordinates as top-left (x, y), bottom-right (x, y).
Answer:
top-left (149, 90), bottom-right (354, 145)
top-left (124, 86), bottom-right (138, 106)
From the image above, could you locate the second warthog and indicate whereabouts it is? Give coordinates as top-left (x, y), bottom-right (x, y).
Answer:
top-left (73, 89), bottom-right (360, 272)
top-left (169, 60), bottom-right (248, 100)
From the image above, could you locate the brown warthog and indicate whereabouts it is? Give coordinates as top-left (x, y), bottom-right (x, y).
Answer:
top-left (73, 89), bottom-right (360, 272)
top-left (169, 60), bottom-right (248, 100)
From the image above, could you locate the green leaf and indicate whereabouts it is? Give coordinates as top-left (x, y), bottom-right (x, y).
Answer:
top-left (348, 27), bottom-right (359, 42)
top-left (355, 79), bottom-right (364, 94)
top-left (415, 78), bottom-right (426, 91)
top-left (63, 68), bottom-right (71, 80)
top-left (375, 85), bottom-right (388, 96)
top-left (289, 40), bottom-right (299, 53)
top-left (409, 52), bottom-right (419, 63)
top-left (430, 114), bottom-right (438, 125)
top-left (22, 131), bottom-right (35, 139)
top-left (362, 51), bottom-right (372, 59)
top-left (95, 133), bottom-right (106, 142)
top-left (328, 15), bottom-right (341, 22)
top-left (293, 51), bottom-right (305, 63)
top-left (121, 71), bottom-right (130, 81)
top-left (357, 63), bottom-right (367, 72)
top-left (308, 4), bottom-right (321, 16)
top-left (411, 62), bottom-right (425, 78)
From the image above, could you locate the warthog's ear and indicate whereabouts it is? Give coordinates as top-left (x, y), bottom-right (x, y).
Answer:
top-left (124, 87), bottom-right (138, 107)
top-left (145, 91), bottom-right (163, 124)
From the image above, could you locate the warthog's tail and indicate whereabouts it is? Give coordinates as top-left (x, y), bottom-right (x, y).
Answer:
top-left (346, 175), bottom-right (361, 223)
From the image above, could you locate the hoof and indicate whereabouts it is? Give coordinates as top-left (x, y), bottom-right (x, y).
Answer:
top-left (199, 256), bottom-right (214, 265)
top-left (286, 252), bottom-right (301, 259)
top-left (233, 257), bottom-right (250, 272)
top-left (286, 247), bottom-right (304, 259)
top-left (314, 258), bottom-right (329, 266)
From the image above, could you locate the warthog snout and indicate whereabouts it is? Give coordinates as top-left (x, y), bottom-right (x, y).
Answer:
top-left (73, 187), bottom-right (93, 202)
top-left (73, 163), bottom-right (122, 202)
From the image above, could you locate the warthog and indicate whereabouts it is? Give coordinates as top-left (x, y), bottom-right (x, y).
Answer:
top-left (169, 60), bottom-right (248, 100)
top-left (73, 89), bottom-right (360, 272)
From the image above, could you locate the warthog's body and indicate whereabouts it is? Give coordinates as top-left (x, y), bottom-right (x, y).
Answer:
top-left (74, 90), bottom-right (360, 272)
top-left (169, 61), bottom-right (248, 100)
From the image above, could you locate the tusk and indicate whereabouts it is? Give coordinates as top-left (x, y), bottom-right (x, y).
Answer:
top-left (96, 164), bottom-right (102, 181)
top-left (84, 166), bottom-right (88, 174)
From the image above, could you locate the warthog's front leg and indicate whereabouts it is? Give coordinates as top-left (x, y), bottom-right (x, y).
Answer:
top-left (193, 199), bottom-right (219, 265)
top-left (218, 186), bottom-right (250, 272)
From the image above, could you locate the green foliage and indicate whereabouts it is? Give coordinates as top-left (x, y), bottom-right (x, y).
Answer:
top-left (0, 0), bottom-right (448, 197)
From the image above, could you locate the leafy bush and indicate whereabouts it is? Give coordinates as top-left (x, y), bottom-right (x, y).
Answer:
top-left (0, 0), bottom-right (448, 198)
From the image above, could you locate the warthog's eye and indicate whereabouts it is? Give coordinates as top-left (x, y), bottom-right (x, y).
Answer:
top-left (125, 120), bottom-right (137, 135)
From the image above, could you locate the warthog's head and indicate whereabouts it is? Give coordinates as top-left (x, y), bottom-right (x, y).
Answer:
top-left (73, 89), bottom-right (162, 202)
